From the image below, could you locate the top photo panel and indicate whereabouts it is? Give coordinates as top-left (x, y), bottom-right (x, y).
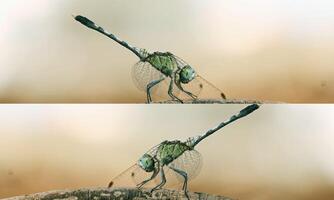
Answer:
top-left (1, 1), bottom-right (333, 103)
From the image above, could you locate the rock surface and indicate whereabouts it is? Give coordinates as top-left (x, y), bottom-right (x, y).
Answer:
top-left (3, 188), bottom-right (234, 200)
top-left (155, 99), bottom-right (272, 104)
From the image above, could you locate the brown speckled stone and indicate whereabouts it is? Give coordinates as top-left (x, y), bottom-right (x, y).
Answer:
top-left (3, 187), bottom-right (234, 200)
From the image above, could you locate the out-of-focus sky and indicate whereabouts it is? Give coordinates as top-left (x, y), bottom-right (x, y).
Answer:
top-left (0, 0), bottom-right (334, 102)
top-left (0, 105), bottom-right (334, 200)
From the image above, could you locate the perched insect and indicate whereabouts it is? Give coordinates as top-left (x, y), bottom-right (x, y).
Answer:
top-left (74, 15), bottom-right (226, 103)
top-left (107, 104), bottom-right (259, 199)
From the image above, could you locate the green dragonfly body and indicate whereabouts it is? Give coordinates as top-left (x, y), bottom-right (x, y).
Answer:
top-left (108, 104), bottom-right (259, 199)
top-left (145, 52), bottom-right (177, 77)
top-left (157, 140), bottom-right (192, 166)
top-left (74, 15), bottom-right (225, 103)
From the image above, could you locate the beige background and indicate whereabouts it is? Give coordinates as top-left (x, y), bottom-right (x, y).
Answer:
top-left (1, 0), bottom-right (334, 103)
top-left (0, 105), bottom-right (334, 199)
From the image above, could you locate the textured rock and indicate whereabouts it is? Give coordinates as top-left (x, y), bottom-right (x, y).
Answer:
top-left (154, 99), bottom-right (273, 104)
top-left (3, 187), bottom-right (234, 200)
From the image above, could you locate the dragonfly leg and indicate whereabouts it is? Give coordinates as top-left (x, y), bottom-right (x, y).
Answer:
top-left (137, 165), bottom-right (160, 189)
top-left (168, 77), bottom-right (183, 103)
top-left (150, 166), bottom-right (166, 193)
top-left (146, 77), bottom-right (165, 103)
top-left (169, 166), bottom-right (190, 200)
top-left (175, 79), bottom-right (198, 100)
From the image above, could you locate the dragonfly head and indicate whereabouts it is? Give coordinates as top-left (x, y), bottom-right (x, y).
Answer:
top-left (180, 65), bottom-right (196, 84)
top-left (138, 154), bottom-right (155, 172)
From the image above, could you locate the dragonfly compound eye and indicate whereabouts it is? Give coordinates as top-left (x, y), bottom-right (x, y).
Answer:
top-left (180, 65), bottom-right (196, 84)
top-left (138, 154), bottom-right (155, 172)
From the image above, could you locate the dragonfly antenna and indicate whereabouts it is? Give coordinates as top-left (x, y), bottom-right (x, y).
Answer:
top-left (191, 104), bottom-right (259, 147)
top-left (74, 15), bottom-right (145, 60)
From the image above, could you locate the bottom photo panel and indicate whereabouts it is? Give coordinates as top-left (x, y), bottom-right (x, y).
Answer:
top-left (1, 104), bottom-right (333, 200)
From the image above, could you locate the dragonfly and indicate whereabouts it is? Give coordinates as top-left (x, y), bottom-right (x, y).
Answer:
top-left (107, 104), bottom-right (259, 199)
top-left (74, 15), bottom-right (226, 103)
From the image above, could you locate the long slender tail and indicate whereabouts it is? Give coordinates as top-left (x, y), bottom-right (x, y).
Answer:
top-left (73, 15), bottom-right (145, 60)
top-left (191, 104), bottom-right (260, 147)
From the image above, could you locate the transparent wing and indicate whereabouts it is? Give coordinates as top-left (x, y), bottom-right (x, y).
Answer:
top-left (131, 61), bottom-right (180, 101)
top-left (109, 163), bottom-right (162, 188)
top-left (169, 150), bottom-right (203, 181)
top-left (188, 75), bottom-right (226, 100)
top-left (109, 144), bottom-right (162, 188)
top-left (153, 149), bottom-right (202, 190)
top-left (109, 149), bottom-right (202, 190)
top-left (108, 164), bottom-right (138, 188)
top-left (131, 61), bottom-right (164, 92)
top-left (173, 56), bottom-right (226, 101)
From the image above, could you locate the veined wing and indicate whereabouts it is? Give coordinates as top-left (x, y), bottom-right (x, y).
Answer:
top-left (166, 149), bottom-right (203, 186)
top-left (172, 74), bottom-right (226, 101)
top-left (174, 56), bottom-right (226, 101)
top-left (108, 163), bottom-right (162, 188)
top-left (131, 61), bottom-right (164, 92)
top-left (131, 149), bottom-right (202, 190)
top-left (109, 144), bottom-right (162, 188)
top-left (109, 150), bottom-right (202, 190)
top-left (131, 61), bottom-right (180, 101)
top-left (192, 75), bottom-right (226, 99)
top-left (108, 164), bottom-right (139, 188)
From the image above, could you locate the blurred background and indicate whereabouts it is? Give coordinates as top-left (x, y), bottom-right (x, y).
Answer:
top-left (1, 105), bottom-right (334, 199)
top-left (1, 0), bottom-right (334, 102)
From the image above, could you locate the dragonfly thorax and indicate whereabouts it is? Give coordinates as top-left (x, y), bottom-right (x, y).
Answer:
top-left (157, 140), bottom-right (192, 166)
top-left (144, 52), bottom-right (179, 77)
